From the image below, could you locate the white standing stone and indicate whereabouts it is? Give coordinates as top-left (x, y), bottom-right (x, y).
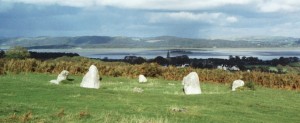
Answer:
top-left (50, 70), bottom-right (69, 84)
top-left (138, 75), bottom-right (147, 83)
top-left (232, 80), bottom-right (245, 91)
top-left (80, 65), bottom-right (100, 89)
top-left (182, 72), bottom-right (201, 95)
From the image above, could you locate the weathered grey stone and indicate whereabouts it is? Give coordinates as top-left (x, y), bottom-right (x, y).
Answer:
top-left (80, 65), bottom-right (100, 89)
top-left (138, 75), bottom-right (147, 83)
top-left (50, 70), bottom-right (69, 84)
top-left (182, 72), bottom-right (201, 95)
top-left (232, 80), bottom-right (245, 91)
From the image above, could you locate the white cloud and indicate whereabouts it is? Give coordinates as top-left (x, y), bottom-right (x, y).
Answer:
top-left (3, 0), bottom-right (300, 13)
top-left (1, 0), bottom-right (96, 7)
top-left (96, 0), bottom-right (252, 10)
top-left (2, 0), bottom-right (300, 38)
top-left (0, 1), bottom-right (14, 12)
top-left (4, 0), bottom-right (300, 13)
top-left (269, 21), bottom-right (300, 37)
top-left (149, 12), bottom-right (238, 25)
top-left (1, 0), bottom-right (251, 10)
top-left (257, 0), bottom-right (300, 13)
top-left (226, 16), bottom-right (238, 23)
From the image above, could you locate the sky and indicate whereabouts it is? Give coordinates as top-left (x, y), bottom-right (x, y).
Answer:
top-left (0, 0), bottom-right (300, 39)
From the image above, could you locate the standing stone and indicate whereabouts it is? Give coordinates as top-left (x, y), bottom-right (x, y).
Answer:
top-left (80, 65), bottom-right (100, 89)
top-left (138, 75), bottom-right (147, 83)
top-left (232, 80), bottom-right (245, 91)
top-left (182, 72), bottom-right (201, 95)
top-left (50, 70), bottom-right (69, 84)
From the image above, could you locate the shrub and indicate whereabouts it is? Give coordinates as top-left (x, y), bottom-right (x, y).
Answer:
top-left (0, 59), bottom-right (4, 75)
top-left (0, 50), bottom-right (4, 58)
top-left (5, 46), bottom-right (30, 59)
top-left (138, 63), bottom-right (162, 77)
top-left (245, 81), bottom-right (255, 90)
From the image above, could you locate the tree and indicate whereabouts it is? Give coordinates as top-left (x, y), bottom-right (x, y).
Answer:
top-left (278, 57), bottom-right (289, 66)
top-left (5, 46), bottom-right (30, 59)
top-left (123, 56), bottom-right (146, 64)
top-left (134, 57), bottom-right (146, 64)
top-left (0, 50), bottom-right (4, 58)
top-left (171, 55), bottom-right (190, 65)
top-left (153, 56), bottom-right (169, 65)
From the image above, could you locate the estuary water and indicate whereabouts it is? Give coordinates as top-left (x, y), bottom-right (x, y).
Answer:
top-left (30, 48), bottom-right (300, 60)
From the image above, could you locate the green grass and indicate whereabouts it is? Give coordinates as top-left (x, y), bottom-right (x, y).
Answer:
top-left (246, 64), bottom-right (300, 74)
top-left (0, 73), bottom-right (300, 123)
top-left (289, 62), bottom-right (300, 67)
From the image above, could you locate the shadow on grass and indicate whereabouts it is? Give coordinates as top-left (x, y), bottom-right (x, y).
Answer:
top-left (60, 79), bottom-right (76, 84)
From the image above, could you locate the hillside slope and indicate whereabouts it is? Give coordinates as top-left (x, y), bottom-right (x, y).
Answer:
top-left (0, 36), bottom-right (299, 49)
top-left (0, 73), bottom-right (299, 122)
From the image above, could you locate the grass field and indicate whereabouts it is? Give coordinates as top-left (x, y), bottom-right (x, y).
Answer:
top-left (0, 73), bottom-right (300, 123)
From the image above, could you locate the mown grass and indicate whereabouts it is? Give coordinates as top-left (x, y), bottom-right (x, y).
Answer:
top-left (0, 73), bottom-right (299, 123)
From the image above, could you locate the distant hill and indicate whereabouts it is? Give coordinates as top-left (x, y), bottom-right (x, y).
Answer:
top-left (0, 36), bottom-right (299, 49)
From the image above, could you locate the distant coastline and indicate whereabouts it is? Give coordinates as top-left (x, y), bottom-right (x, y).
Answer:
top-left (0, 36), bottom-right (299, 49)
top-left (27, 48), bottom-right (300, 60)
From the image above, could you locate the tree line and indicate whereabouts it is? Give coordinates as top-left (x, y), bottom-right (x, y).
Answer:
top-left (0, 46), bottom-right (79, 60)
top-left (105, 54), bottom-right (299, 71)
top-left (1, 46), bottom-right (299, 73)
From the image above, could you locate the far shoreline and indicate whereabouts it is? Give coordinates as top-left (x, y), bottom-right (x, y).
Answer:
top-left (25, 47), bottom-right (300, 60)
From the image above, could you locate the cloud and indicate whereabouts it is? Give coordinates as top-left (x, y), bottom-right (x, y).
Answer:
top-left (148, 12), bottom-right (238, 25)
top-left (4, 0), bottom-right (300, 13)
top-left (0, 1), bottom-right (14, 13)
top-left (226, 16), bottom-right (238, 23)
top-left (96, 0), bottom-right (252, 10)
top-left (1, 0), bottom-right (95, 8)
top-left (3, 0), bottom-right (300, 13)
top-left (269, 21), bottom-right (300, 37)
top-left (1, 0), bottom-right (300, 38)
top-left (1, 0), bottom-right (251, 10)
top-left (257, 0), bottom-right (300, 13)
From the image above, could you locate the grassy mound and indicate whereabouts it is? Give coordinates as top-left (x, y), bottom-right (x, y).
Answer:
top-left (0, 73), bottom-right (299, 122)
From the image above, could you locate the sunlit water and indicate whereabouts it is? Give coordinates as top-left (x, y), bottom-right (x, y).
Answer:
top-left (30, 48), bottom-right (300, 60)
